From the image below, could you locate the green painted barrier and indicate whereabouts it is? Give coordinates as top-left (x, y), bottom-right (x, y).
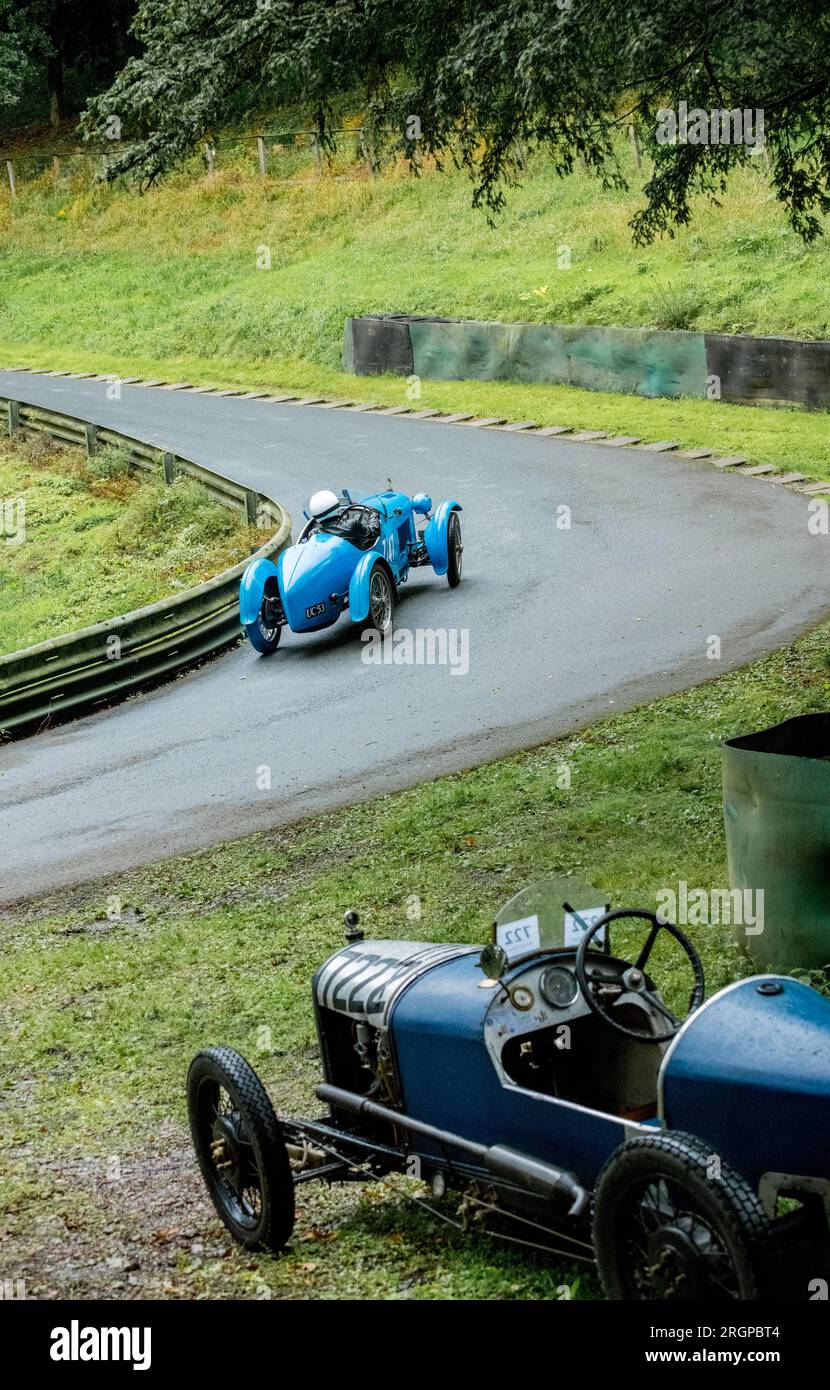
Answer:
top-left (407, 320), bottom-right (708, 399)
top-left (345, 314), bottom-right (830, 407)
top-left (722, 714), bottom-right (830, 973)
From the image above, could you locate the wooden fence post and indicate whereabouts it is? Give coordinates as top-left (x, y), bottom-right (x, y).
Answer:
top-left (205, 144), bottom-right (216, 176)
top-left (52, 156), bottom-right (61, 183)
top-left (6, 161), bottom-right (16, 199)
top-left (359, 132), bottom-right (379, 177)
top-left (311, 134), bottom-right (322, 176)
top-left (256, 137), bottom-right (266, 177)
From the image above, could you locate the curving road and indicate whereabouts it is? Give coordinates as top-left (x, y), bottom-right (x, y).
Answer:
top-left (1, 369), bottom-right (827, 904)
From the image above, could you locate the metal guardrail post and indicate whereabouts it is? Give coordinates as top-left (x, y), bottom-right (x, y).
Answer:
top-left (245, 489), bottom-right (259, 525)
top-left (84, 421), bottom-right (99, 457)
top-left (161, 450), bottom-right (176, 484)
top-left (7, 399), bottom-right (20, 435)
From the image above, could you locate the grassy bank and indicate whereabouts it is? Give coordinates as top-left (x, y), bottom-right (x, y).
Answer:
top-left (2, 153), bottom-right (830, 355)
top-left (2, 150), bottom-right (830, 480)
top-left (0, 432), bottom-right (267, 654)
top-left (2, 620), bottom-right (828, 1300)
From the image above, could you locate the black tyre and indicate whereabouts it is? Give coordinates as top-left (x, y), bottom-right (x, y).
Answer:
top-left (446, 511), bottom-right (463, 588)
top-left (187, 1046), bottom-right (295, 1252)
top-left (364, 564), bottom-right (394, 637)
top-left (592, 1131), bottom-right (771, 1300)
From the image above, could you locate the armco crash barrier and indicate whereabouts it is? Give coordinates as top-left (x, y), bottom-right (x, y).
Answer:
top-left (722, 714), bottom-right (830, 973)
top-left (0, 398), bottom-right (291, 735)
top-left (344, 314), bottom-right (830, 409)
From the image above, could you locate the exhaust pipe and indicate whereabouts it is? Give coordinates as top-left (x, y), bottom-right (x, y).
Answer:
top-left (316, 1082), bottom-right (588, 1217)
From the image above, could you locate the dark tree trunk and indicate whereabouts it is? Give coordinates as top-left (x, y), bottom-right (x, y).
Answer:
top-left (48, 4), bottom-right (65, 127)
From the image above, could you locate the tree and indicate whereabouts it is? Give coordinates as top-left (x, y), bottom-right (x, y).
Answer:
top-left (0, 0), bottom-right (136, 128)
top-left (81, 0), bottom-right (830, 241)
top-left (0, 1), bottom-right (48, 113)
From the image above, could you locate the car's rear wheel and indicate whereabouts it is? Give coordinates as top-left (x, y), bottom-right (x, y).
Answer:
top-left (245, 601), bottom-right (282, 655)
top-left (592, 1131), bottom-right (771, 1300)
top-left (188, 1046), bottom-right (295, 1252)
top-left (364, 565), bottom-right (394, 637)
top-left (446, 511), bottom-right (463, 588)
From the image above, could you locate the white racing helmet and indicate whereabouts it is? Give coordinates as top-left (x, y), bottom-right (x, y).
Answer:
top-left (308, 489), bottom-right (340, 519)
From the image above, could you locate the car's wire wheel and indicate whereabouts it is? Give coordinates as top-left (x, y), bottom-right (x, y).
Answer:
top-left (592, 1131), bottom-right (772, 1300)
top-left (257, 605), bottom-right (282, 646)
top-left (187, 1046), bottom-right (294, 1252)
top-left (446, 511), bottom-right (463, 588)
top-left (366, 566), bottom-right (394, 636)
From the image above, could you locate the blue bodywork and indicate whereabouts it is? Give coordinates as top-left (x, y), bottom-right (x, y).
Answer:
top-left (660, 976), bottom-right (830, 1187)
top-left (240, 556), bottom-right (280, 627)
top-left (424, 499), bottom-right (461, 577)
top-left (312, 938), bottom-right (830, 1207)
top-left (240, 488), bottom-right (461, 646)
top-left (391, 952), bottom-right (633, 1186)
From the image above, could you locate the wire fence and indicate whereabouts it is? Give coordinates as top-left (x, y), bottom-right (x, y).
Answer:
top-left (1, 128), bottom-right (385, 197)
top-left (1, 125), bottom-right (653, 199)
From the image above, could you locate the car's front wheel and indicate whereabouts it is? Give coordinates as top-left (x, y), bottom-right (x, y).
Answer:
top-left (592, 1131), bottom-right (771, 1300)
top-left (188, 1046), bottom-right (295, 1252)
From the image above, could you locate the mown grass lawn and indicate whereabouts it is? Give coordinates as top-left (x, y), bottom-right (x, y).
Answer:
top-left (2, 621), bottom-right (828, 1300)
top-left (0, 432), bottom-right (267, 654)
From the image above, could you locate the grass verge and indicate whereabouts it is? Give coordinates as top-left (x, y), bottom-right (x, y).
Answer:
top-left (1, 620), bottom-right (828, 1300)
top-left (0, 432), bottom-right (268, 654)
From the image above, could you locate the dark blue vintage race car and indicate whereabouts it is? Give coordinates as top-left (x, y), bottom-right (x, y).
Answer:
top-left (187, 878), bottom-right (830, 1300)
top-left (240, 487), bottom-right (462, 653)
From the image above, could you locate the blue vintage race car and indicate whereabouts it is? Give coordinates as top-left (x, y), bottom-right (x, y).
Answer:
top-left (239, 487), bottom-right (462, 653)
top-left (187, 877), bottom-right (830, 1300)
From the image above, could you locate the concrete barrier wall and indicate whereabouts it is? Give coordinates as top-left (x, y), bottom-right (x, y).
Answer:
top-left (344, 314), bottom-right (830, 409)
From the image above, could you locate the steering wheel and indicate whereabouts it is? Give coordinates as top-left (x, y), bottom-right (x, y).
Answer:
top-left (574, 909), bottom-right (705, 1043)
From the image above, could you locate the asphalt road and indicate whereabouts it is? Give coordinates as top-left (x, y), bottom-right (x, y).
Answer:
top-left (1, 370), bottom-right (827, 904)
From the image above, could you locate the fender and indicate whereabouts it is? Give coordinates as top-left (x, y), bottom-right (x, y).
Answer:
top-left (424, 500), bottom-right (462, 576)
top-left (348, 552), bottom-right (392, 624)
top-left (239, 555), bottom-right (281, 626)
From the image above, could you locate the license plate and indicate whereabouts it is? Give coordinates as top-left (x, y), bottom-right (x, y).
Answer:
top-left (305, 601), bottom-right (326, 618)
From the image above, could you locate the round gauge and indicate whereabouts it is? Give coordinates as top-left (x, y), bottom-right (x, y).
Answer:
top-left (540, 965), bottom-right (579, 1009)
top-left (510, 984), bottom-right (535, 1011)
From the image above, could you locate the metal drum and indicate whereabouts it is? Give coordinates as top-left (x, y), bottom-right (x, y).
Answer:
top-left (722, 713), bottom-right (830, 972)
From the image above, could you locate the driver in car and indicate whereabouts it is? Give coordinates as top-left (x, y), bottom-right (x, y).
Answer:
top-left (305, 490), bottom-right (381, 550)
